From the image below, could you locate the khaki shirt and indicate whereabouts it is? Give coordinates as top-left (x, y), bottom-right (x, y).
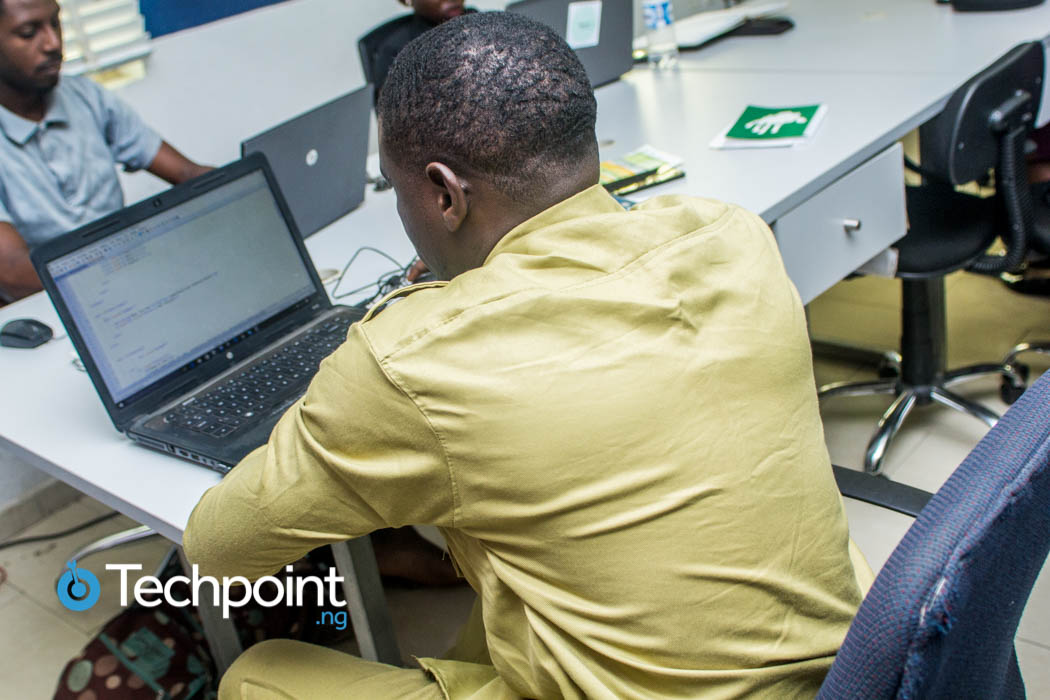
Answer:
top-left (185, 185), bottom-right (869, 699)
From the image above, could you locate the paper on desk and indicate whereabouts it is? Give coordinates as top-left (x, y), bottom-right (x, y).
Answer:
top-left (710, 104), bottom-right (826, 149)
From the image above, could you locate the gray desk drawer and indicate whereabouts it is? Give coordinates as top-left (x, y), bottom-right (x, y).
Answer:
top-left (773, 143), bottom-right (906, 304)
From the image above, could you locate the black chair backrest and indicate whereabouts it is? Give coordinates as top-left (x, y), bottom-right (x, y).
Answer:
top-left (917, 42), bottom-right (1045, 273)
top-left (922, 42), bottom-right (1043, 185)
top-left (357, 14), bottom-right (414, 89)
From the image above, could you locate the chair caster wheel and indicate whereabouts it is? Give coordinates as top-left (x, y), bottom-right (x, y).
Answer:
top-left (877, 360), bottom-right (900, 380)
top-left (1000, 364), bottom-right (1030, 405)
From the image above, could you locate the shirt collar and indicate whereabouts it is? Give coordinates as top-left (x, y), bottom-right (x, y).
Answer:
top-left (485, 184), bottom-right (624, 263)
top-left (0, 88), bottom-right (67, 146)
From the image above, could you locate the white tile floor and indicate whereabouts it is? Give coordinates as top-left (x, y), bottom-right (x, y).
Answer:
top-left (1, 270), bottom-right (1048, 698)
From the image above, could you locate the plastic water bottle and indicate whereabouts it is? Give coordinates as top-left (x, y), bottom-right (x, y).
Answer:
top-left (643, 0), bottom-right (679, 70)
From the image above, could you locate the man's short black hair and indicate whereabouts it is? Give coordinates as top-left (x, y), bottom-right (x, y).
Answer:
top-left (377, 11), bottom-right (598, 202)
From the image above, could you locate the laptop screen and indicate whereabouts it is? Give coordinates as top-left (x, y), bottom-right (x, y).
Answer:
top-left (46, 170), bottom-right (316, 404)
top-left (506, 0), bottom-right (633, 87)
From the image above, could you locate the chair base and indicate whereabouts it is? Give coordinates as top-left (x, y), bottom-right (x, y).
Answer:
top-left (1001, 342), bottom-right (1050, 403)
top-left (60, 525), bottom-right (160, 581)
top-left (810, 339), bottom-right (901, 377)
top-left (818, 363), bottom-right (1013, 475)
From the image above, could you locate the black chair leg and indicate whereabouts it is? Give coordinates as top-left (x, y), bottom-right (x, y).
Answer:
top-left (817, 277), bottom-right (1020, 475)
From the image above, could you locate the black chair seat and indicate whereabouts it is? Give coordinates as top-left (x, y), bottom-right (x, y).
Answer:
top-left (896, 182), bottom-right (998, 277)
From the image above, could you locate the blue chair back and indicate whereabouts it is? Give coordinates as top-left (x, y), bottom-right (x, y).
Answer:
top-left (819, 370), bottom-right (1050, 699)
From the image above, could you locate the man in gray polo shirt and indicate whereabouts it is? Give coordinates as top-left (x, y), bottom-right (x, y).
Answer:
top-left (0, 0), bottom-right (210, 303)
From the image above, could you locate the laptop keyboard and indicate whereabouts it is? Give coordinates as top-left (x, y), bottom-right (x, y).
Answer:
top-left (162, 314), bottom-right (356, 438)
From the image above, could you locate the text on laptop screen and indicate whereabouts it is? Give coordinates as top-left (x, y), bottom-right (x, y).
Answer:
top-left (47, 170), bottom-right (316, 404)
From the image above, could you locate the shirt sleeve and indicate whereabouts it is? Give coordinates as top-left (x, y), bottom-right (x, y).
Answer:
top-left (183, 323), bottom-right (456, 580)
top-left (81, 77), bottom-right (162, 172)
top-left (0, 182), bottom-right (12, 226)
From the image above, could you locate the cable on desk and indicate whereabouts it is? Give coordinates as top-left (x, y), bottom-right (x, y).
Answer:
top-left (0, 511), bottom-right (119, 553)
top-left (330, 246), bottom-right (416, 308)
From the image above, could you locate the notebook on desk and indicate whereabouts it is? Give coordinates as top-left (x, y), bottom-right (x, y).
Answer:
top-left (506, 0), bottom-right (634, 87)
top-left (31, 154), bottom-right (365, 474)
top-left (241, 86), bottom-right (372, 238)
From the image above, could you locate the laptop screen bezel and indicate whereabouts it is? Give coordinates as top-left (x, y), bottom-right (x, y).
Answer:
top-left (30, 153), bottom-right (333, 433)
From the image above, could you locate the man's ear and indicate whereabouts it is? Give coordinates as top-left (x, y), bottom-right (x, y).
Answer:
top-left (425, 162), bottom-right (469, 232)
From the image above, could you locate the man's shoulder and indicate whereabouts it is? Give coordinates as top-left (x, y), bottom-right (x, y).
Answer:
top-left (53, 75), bottom-right (115, 121)
top-left (357, 195), bottom-right (777, 364)
top-left (632, 194), bottom-right (765, 233)
top-left (629, 194), bottom-right (777, 258)
top-left (55, 74), bottom-right (105, 103)
top-left (356, 281), bottom-right (484, 362)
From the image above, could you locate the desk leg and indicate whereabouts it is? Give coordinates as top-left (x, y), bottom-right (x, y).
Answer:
top-left (330, 537), bottom-right (402, 666)
top-left (177, 547), bottom-right (243, 676)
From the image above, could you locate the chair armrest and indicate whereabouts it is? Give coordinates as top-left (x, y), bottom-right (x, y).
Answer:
top-left (833, 465), bottom-right (933, 518)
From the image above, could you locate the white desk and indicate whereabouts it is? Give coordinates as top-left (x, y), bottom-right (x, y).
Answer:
top-left (2, 0), bottom-right (1048, 676)
top-left (595, 69), bottom-right (947, 301)
top-left (677, 0), bottom-right (1050, 79)
top-left (0, 190), bottom-right (410, 545)
top-left (596, 69), bottom-right (947, 221)
top-left (0, 190), bottom-right (413, 670)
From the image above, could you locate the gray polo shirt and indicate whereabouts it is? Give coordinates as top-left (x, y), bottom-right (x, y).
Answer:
top-left (0, 75), bottom-right (162, 248)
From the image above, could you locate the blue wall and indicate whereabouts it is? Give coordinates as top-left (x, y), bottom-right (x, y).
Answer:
top-left (140, 0), bottom-right (289, 37)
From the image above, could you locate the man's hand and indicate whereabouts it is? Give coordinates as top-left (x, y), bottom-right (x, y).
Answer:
top-left (0, 222), bottom-right (42, 302)
top-left (147, 141), bottom-right (213, 185)
top-left (406, 258), bottom-right (430, 282)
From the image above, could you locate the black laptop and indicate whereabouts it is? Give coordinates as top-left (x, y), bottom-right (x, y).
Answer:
top-left (506, 0), bottom-right (634, 87)
top-left (241, 86), bottom-right (372, 238)
top-left (31, 154), bottom-right (365, 473)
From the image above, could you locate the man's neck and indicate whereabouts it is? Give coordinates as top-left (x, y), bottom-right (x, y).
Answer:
top-left (452, 171), bottom-right (599, 279)
top-left (0, 84), bottom-right (50, 122)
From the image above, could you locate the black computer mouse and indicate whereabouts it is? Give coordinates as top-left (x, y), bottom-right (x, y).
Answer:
top-left (0, 318), bottom-right (54, 348)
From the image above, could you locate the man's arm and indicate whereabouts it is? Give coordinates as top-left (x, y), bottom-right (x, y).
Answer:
top-left (0, 222), bottom-right (42, 302)
top-left (146, 141), bottom-right (212, 185)
top-left (183, 326), bottom-right (454, 580)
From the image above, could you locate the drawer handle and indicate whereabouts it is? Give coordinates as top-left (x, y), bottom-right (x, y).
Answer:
top-left (843, 218), bottom-right (862, 233)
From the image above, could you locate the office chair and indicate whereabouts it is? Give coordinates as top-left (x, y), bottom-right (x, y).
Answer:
top-left (817, 41), bottom-right (1044, 475)
top-left (1001, 179), bottom-right (1050, 402)
top-left (819, 368), bottom-right (1050, 699)
top-left (357, 14), bottom-right (415, 90)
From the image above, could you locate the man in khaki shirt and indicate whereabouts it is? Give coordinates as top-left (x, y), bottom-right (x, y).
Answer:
top-left (184, 11), bottom-right (870, 699)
